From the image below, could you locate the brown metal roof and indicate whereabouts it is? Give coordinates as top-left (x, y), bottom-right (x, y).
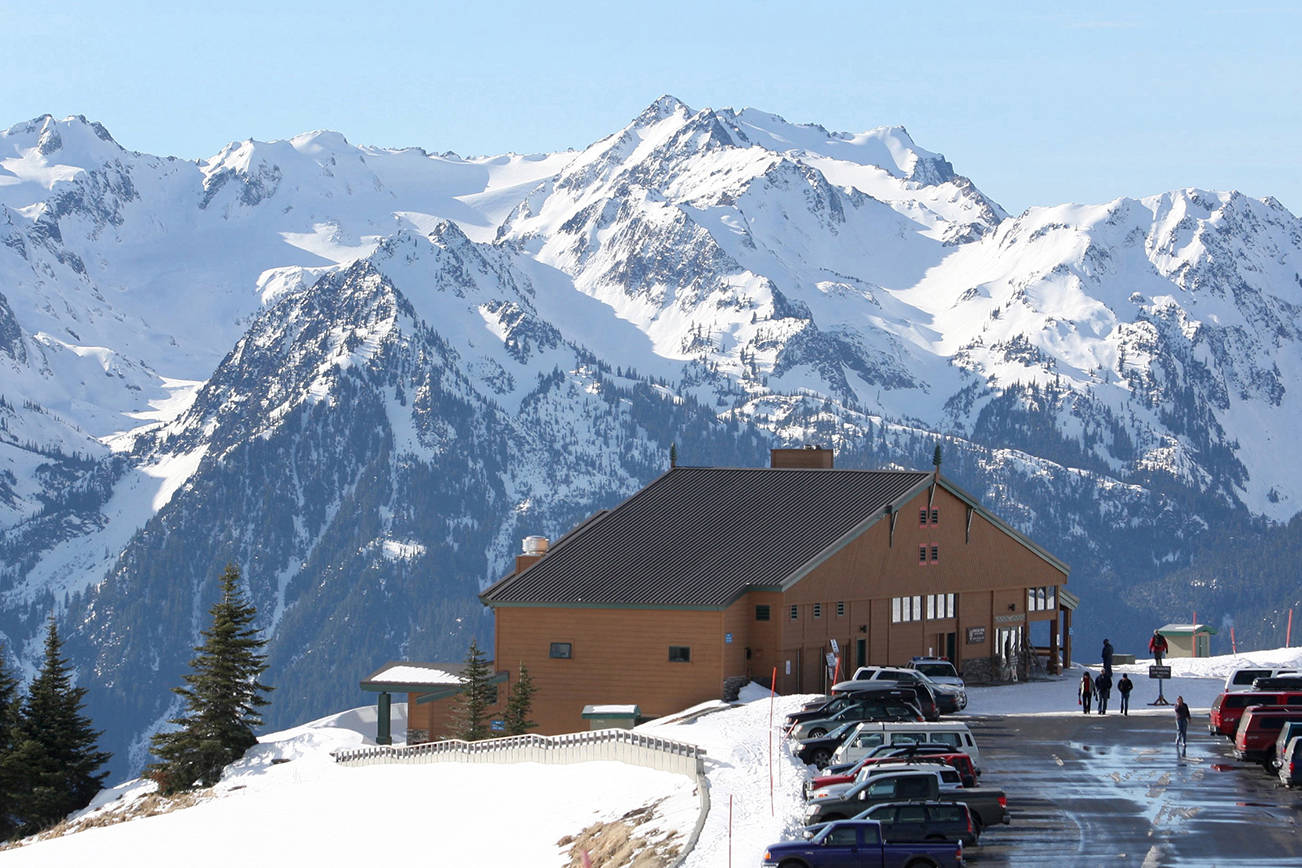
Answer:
top-left (481, 467), bottom-right (934, 607)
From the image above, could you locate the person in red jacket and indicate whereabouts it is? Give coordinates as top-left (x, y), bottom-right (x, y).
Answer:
top-left (1149, 630), bottom-right (1169, 666)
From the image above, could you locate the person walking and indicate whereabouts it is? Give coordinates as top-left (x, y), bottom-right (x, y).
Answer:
top-left (1101, 638), bottom-right (1114, 673)
top-left (1079, 670), bottom-right (1095, 714)
top-left (1175, 695), bottom-right (1191, 757)
top-left (1117, 674), bottom-right (1133, 716)
top-left (1149, 630), bottom-right (1169, 666)
top-left (1095, 670), bottom-right (1113, 714)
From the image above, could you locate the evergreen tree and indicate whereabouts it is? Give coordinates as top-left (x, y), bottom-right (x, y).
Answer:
top-left (4, 618), bottom-right (110, 836)
top-left (0, 644), bottom-right (22, 840)
top-left (148, 564), bottom-right (273, 794)
top-left (502, 663), bottom-right (537, 736)
top-left (448, 639), bottom-right (493, 741)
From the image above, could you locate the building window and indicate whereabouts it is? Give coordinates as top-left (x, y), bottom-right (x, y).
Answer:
top-left (930, 545), bottom-right (939, 563)
top-left (669, 646), bottom-right (691, 663)
top-left (549, 642), bottom-right (572, 659)
top-left (920, 508), bottom-right (940, 525)
top-left (892, 595), bottom-right (923, 623)
top-left (918, 545), bottom-right (928, 564)
top-left (931, 509), bottom-right (939, 524)
top-left (790, 604), bottom-right (799, 620)
top-left (836, 601), bottom-right (845, 617)
top-left (1027, 586), bottom-right (1056, 612)
top-left (813, 603), bottom-right (822, 619)
top-left (755, 604), bottom-right (771, 621)
top-left (919, 509), bottom-right (928, 527)
top-left (926, 593), bottom-right (955, 619)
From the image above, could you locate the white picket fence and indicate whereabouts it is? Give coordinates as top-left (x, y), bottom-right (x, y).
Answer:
top-left (334, 728), bottom-right (711, 866)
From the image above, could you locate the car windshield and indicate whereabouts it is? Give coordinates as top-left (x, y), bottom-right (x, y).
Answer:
top-left (916, 663), bottom-right (957, 678)
top-left (827, 722), bottom-right (857, 738)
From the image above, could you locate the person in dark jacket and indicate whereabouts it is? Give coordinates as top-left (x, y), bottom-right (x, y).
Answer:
top-left (1149, 630), bottom-right (1169, 666)
top-left (1079, 671), bottom-right (1095, 713)
top-left (1175, 696), bottom-right (1191, 757)
top-left (1117, 674), bottom-right (1134, 715)
top-left (1095, 670), bottom-right (1113, 714)
top-left (1101, 639), bottom-right (1114, 672)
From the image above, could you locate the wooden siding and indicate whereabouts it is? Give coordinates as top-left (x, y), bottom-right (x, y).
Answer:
top-left (493, 606), bottom-right (726, 734)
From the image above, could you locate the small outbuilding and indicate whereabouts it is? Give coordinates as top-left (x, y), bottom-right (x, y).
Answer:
top-left (361, 661), bottom-right (508, 745)
top-left (1156, 624), bottom-right (1216, 659)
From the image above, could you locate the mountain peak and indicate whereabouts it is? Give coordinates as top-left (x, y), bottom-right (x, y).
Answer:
top-left (635, 95), bottom-right (691, 126)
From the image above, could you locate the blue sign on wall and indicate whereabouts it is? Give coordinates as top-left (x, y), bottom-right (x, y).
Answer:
top-left (491, 719), bottom-right (505, 731)
top-left (725, 633), bottom-right (733, 643)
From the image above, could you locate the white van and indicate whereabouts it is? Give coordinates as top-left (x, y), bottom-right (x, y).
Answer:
top-left (1224, 667), bottom-right (1299, 693)
top-left (828, 721), bottom-right (981, 769)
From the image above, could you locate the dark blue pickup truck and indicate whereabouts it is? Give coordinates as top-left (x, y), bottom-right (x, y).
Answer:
top-left (762, 819), bottom-right (963, 867)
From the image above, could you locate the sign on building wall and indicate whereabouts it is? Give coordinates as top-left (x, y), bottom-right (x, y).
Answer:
top-left (491, 719), bottom-right (505, 732)
top-left (725, 632), bottom-right (733, 643)
top-left (966, 626), bottom-right (986, 644)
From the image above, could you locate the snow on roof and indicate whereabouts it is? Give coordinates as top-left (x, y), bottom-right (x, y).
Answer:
top-left (365, 663), bottom-right (464, 686)
top-left (1158, 623), bottom-right (1215, 634)
top-left (582, 704), bottom-right (639, 716)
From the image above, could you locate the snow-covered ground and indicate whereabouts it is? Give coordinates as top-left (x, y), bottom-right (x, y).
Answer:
top-left (7, 646), bottom-right (1300, 866)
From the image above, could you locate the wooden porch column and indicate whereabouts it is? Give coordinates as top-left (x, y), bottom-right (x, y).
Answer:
top-left (1048, 617), bottom-right (1061, 675)
top-left (1061, 608), bottom-right (1072, 670)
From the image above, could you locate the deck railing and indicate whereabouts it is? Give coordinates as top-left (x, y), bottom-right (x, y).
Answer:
top-left (334, 727), bottom-right (706, 778)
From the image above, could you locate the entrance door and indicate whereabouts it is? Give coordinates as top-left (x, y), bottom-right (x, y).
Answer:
top-left (856, 638), bottom-right (867, 669)
top-left (944, 632), bottom-right (956, 663)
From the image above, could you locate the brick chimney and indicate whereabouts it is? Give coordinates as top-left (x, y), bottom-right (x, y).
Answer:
top-left (770, 445), bottom-right (834, 469)
top-left (515, 535), bottom-right (549, 572)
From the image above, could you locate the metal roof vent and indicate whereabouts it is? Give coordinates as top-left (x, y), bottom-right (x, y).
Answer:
top-left (522, 535), bottom-right (550, 555)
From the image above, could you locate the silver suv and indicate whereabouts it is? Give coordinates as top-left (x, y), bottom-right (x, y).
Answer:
top-left (903, 658), bottom-right (968, 711)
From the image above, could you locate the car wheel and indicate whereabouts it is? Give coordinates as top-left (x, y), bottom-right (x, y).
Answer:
top-left (811, 748), bottom-right (832, 766)
top-left (903, 859), bottom-right (939, 868)
top-left (808, 727), bottom-right (827, 738)
top-left (778, 861), bottom-right (810, 868)
top-left (925, 833), bottom-right (947, 841)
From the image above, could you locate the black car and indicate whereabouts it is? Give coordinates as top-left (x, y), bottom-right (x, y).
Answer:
top-left (834, 678), bottom-right (941, 721)
top-left (786, 687), bottom-right (919, 732)
top-left (856, 800), bottom-right (979, 846)
top-left (794, 721), bottom-right (863, 767)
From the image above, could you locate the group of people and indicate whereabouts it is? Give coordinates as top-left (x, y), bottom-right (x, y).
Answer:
top-left (1076, 630), bottom-right (1192, 757)
top-left (1079, 638), bottom-right (1133, 715)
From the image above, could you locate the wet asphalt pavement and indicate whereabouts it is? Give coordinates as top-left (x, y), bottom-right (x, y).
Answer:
top-left (965, 711), bottom-right (1302, 866)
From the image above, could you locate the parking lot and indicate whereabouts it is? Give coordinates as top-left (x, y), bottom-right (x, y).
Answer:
top-left (966, 712), bottom-right (1302, 866)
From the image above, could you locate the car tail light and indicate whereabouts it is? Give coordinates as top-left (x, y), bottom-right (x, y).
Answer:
top-left (966, 811), bottom-right (973, 833)
top-left (956, 841), bottom-right (964, 864)
top-left (998, 795), bottom-right (1007, 809)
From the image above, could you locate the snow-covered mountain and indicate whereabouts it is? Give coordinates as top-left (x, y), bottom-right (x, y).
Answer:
top-left (2, 99), bottom-right (1300, 779)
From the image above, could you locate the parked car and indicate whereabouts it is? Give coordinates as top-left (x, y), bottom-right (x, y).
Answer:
top-left (762, 819), bottom-right (965, 868)
top-left (1210, 691), bottom-right (1302, 736)
top-left (1278, 736), bottom-right (1302, 787)
top-left (803, 769), bottom-right (1010, 832)
top-left (907, 657), bottom-right (969, 710)
top-left (1252, 676), bottom-right (1302, 691)
top-left (807, 756), bottom-right (975, 798)
top-left (860, 750), bottom-right (978, 789)
top-left (834, 673), bottom-right (941, 721)
top-left (808, 765), bottom-right (964, 803)
top-left (789, 696), bottom-right (924, 740)
top-left (844, 667), bottom-right (956, 717)
top-left (795, 722), bottom-right (871, 767)
top-left (786, 686), bottom-right (918, 731)
top-left (828, 721), bottom-right (982, 769)
top-left (1224, 667), bottom-right (1299, 693)
top-left (1271, 722), bottom-right (1302, 772)
top-left (858, 800), bottom-right (980, 846)
top-left (1233, 706), bottom-right (1302, 764)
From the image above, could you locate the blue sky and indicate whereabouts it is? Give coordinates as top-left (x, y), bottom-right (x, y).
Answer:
top-left (2, 1), bottom-right (1299, 214)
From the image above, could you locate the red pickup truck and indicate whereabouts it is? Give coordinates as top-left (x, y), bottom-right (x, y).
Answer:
top-left (1209, 691), bottom-right (1302, 737)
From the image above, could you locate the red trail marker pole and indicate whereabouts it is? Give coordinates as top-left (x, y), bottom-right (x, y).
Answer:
top-left (1231, 626), bottom-right (1237, 655)
top-left (1288, 608), bottom-right (1294, 647)
top-left (728, 793), bottom-right (733, 868)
